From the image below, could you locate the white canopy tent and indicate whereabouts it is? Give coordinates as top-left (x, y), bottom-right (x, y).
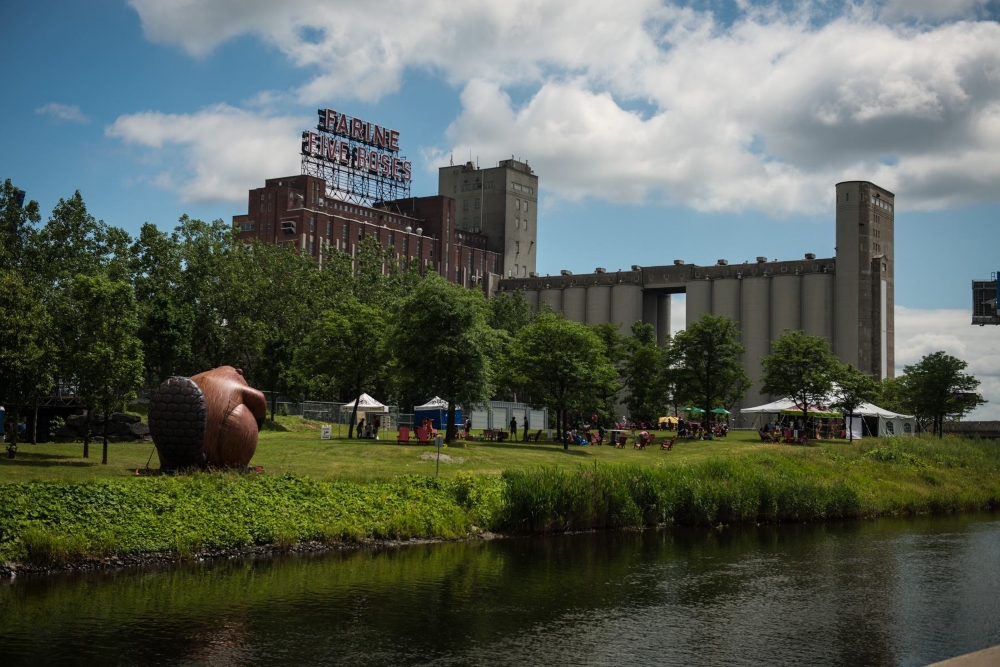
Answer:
top-left (414, 397), bottom-right (450, 411)
top-left (341, 393), bottom-right (388, 413)
top-left (741, 396), bottom-right (916, 438)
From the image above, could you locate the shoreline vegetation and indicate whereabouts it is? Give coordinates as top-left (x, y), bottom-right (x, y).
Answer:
top-left (1, 431), bottom-right (999, 575)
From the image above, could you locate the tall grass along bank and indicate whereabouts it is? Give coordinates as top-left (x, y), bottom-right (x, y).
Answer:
top-left (2, 436), bottom-right (999, 570)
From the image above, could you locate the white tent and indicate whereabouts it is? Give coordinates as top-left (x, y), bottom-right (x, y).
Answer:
top-left (341, 393), bottom-right (388, 413)
top-left (414, 396), bottom-right (449, 411)
top-left (741, 395), bottom-right (916, 438)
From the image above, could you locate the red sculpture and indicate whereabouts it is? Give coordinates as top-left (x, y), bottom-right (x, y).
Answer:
top-left (148, 366), bottom-right (267, 469)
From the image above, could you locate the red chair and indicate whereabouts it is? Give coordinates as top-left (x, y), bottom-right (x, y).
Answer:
top-left (660, 436), bottom-right (677, 451)
top-left (415, 427), bottom-right (431, 445)
top-left (397, 427), bottom-right (411, 444)
top-left (615, 434), bottom-right (627, 449)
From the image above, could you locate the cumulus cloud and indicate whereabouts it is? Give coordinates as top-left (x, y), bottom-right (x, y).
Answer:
top-left (128, 1), bottom-right (1000, 215)
top-left (894, 305), bottom-right (1000, 420)
top-left (35, 103), bottom-right (89, 123)
top-left (105, 104), bottom-right (304, 202)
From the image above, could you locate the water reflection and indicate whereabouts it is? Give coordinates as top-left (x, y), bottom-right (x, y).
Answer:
top-left (1, 514), bottom-right (998, 666)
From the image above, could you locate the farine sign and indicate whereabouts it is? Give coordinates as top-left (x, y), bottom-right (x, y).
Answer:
top-left (301, 109), bottom-right (412, 182)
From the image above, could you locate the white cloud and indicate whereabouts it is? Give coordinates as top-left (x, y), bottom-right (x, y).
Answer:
top-left (105, 104), bottom-right (304, 203)
top-left (126, 2), bottom-right (1000, 214)
top-left (35, 103), bottom-right (89, 123)
top-left (894, 305), bottom-right (1000, 420)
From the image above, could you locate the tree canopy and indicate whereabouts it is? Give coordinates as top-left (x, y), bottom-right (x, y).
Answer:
top-left (671, 315), bottom-right (749, 431)
top-left (903, 351), bottom-right (985, 437)
top-left (761, 329), bottom-right (840, 434)
top-left (830, 363), bottom-right (879, 441)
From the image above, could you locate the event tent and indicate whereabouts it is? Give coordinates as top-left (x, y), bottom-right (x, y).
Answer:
top-left (741, 396), bottom-right (916, 437)
top-left (414, 397), bottom-right (462, 430)
top-left (341, 394), bottom-right (388, 423)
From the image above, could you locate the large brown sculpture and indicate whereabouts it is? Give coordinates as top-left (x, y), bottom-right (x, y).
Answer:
top-left (148, 366), bottom-right (267, 469)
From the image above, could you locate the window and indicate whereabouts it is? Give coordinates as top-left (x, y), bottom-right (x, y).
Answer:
top-left (522, 266), bottom-right (527, 277)
top-left (388, 232), bottom-right (394, 247)
top-left (524, 219), bottom-right (529, 233)
top-left (268, 203), bottom-right (272, 211)
top-left (358, 228), bottom-right (363, 240)
top-left (342, 225), bottom-right (347, 240)
top-left (469, 254), bottom-right (474, 271)
top-left (310, 216), bottom-right (315, 232)
top-left (515, 240), bottom-right (520, 253)
top-left (326, 221), bottom-right (331, 236)
top-left (260, 194), bottom-right (264, 201)
top-left (516, 199), bottom-right (521, 211)
top-left (525, 201), bottom-right (529, 213)
top-left (514, 263), bottom-right (519, 275)
top-left (402, 237), bottom-right (408, 253)
top-left (515, 217), bottom-right (520, 229)
top-left (309, 241), bottom-right (315, 255)
top-left (259, 204), bottom-right (264, 213)
top-left (463, 200), bottom-right (469, 211)
top-left (416, 239), bottom-right (422, 256)
top-left (240, 222), bottom-right (255, 232)
top-left (475, 198), bottom-right (480, 210)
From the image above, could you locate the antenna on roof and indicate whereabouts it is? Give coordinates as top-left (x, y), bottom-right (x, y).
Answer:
top-left (450, 152), bottom-right (453, 166)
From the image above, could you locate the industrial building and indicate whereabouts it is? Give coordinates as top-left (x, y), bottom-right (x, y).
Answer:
top-left (498, 181), bottom-right (896, 415)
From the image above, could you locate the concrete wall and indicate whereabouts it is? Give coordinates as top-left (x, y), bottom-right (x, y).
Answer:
top-left (802, 272), bottom-right (834, 343)
top-left (612, 283), bottom-right (642, 334)
top-left (563, 285), bottom-right (587, 323)
top-left (686, 280), bottom-right (712, 328)
top-left (771, 275), bottom-right (801, 340)
top-left (586, 284), bottom-right (612, 325)
top-left (741, 276), bottom-right (771, 410)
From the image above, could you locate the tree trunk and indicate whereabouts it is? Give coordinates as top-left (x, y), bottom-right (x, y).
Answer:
top-left (348, 382), bottom-right (361, 439)
top-left (7, 406), bottom-right (19, 459)
top-left (31, 406), bottom-right (38, 445)
top-left (848, 414), bottom-right (853, 442)
top-left (562, 409), bottom-right (568, 450)
top-left (270, 392), bottom-right (277, 422)
top-left (445, 401), bottom-right (455, 445)
top-left (83, 406), bottom-right (92, 459)
top-left (102, 413), bottom-right (110, 465)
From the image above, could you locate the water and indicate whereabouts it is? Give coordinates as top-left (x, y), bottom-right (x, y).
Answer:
top-left (2, 514), bottom-right (999, 666)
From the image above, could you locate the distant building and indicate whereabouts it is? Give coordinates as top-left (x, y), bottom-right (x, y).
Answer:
top-left (233, 174), bottom-right (502, 290)
top-left (499, 181), bottom-right (897, 415)
top-left (438, 159), bottom-right (538, 279)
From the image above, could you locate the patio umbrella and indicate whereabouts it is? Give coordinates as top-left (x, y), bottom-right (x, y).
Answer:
top-left (688, 407), bottom-right (705, 413)
top-left (711, 408), bottom-right (730, 415)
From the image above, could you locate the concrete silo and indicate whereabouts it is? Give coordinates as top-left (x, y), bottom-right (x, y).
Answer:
top-left (612, 283), bottom-right (641, 335)
top-left (740, 276), bottom-right (771, 412)
top-left (802, 273), bottom-right (835, 343)
top-left (770, 274), bottom-right (801, 340)
top-left (523, 289), bottom-right (539, 313)
top-left (712, 278), bottom-right (741, 327)
top-left (539, 286), bottom-right (563, 314)
top-left (657, 295), bottom-right (671, 346)
top-left (586, 284), bottom-right (612, 325)
top-left (562, 285), bottom-right (587, 324)
top-left (686, 279), bottom-right (712, 329)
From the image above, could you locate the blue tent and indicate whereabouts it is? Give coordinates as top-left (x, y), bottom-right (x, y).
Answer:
top-left (413, 397), bottom-right (462, 430)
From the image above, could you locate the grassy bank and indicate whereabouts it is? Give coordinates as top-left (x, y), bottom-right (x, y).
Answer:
top-left (1, 435), bottom-right (998, 568)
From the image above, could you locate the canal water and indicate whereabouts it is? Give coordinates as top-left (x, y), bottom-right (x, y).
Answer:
top-left (1, 514), bottom-right (998, 666)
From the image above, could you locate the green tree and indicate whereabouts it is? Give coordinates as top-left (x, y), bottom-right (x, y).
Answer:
top-left (830, 363), bottom-right (879, 441)
top-left (761, 330), bottom-right (840, 438)
top-left (903, 351), bottom-right (986, 437)
top-left (875, 376), bottom-right (911, 416)
top-left (510, 312), bottom-right (617, 449)
top-left (391, 273), bottom-right (498, 444)
top-left (622, 322), bottom-right (668, 424)
top-left (487, 290), bottom-right (532, 402)
top-left (69, 275), bottom-right (145, 464)
top-left (130, 222), bottom-right (192, 382)
top-left (298, 297), bottom-right (389, 438)
top-left (0, 272), bottom-right (54, 458)
top-left (0, 179), bottom-right (41, 273)
top-left (672, 315), bottom-right (750, 434)
top-left (590, 322), bottom-right (629, 424)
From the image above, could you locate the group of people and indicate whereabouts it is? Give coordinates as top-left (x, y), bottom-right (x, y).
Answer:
top-left (677, 418), bottom-right (728, 440)
top-left (355, 415), bottom-right (381, 439)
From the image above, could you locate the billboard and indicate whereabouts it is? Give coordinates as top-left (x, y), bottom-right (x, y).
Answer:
top-left (301, 109), bottom-right (412, 205)
top-left (972, 273), bottom-right (998, 325)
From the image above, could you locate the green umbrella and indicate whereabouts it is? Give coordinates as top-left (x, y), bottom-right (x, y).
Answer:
top-left (687, 407), bottom-right (705, 413)
top-left (711, 408), bottom-right (730, 415)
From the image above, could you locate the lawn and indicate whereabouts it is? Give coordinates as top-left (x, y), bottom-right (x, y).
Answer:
top-left (0, 418), bottom-right (787, 483)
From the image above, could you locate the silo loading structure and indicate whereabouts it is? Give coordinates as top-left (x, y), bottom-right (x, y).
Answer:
top-left (740, 276), bottom-right (771, 411)
top-left (656, 295), bottom-right (671, 346)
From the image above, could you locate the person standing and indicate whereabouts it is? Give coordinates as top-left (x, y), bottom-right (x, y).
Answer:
top-left (373, 415), bottom-right (380, 439)
top-left (509, 415), bottom-right (518, 441)
top-left (357, 417), bottom-right (365, 439)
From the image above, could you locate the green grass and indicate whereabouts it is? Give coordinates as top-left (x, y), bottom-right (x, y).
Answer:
top-left (0, 423), bottom-right (780, 483)
top-left (1, 422), bottom-right (998, 568)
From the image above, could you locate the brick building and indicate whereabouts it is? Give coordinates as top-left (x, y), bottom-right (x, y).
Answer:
top-left (233, 174), bottom-right (502, 290)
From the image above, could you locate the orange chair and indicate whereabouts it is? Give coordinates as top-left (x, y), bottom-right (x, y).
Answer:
top-left (397, 427), bottom-right (411, 444)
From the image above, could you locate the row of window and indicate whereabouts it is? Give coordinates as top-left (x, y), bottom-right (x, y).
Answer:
top-left (512, 182), bottom-right (533, 195)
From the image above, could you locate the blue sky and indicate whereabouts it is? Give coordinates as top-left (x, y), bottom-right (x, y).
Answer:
top-left (3, 0), bottom-right (999, 415)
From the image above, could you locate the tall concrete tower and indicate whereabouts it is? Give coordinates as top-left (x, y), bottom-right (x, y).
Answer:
top-left (834, 181), bottom-right (895, 378)
top-left (438, 159), bottom-right (538, 279)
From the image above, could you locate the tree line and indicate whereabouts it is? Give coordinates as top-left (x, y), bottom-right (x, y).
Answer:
top-left (0, 178), bottom-right (984, 461)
